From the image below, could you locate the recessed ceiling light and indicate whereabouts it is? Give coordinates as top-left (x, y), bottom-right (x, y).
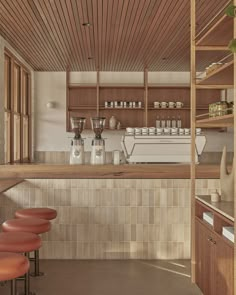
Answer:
top-left (82, 22), bottom-right (91, 27)
top-left (162, 57), bottom-right (167, 60)
top-left (88, 57), bottom-right (94, 60)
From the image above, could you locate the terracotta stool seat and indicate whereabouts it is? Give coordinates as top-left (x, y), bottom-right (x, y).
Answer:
top-left (15, 208), bottom-right (57, 220)
top-left (0, 232), bottom-right (41, 253)
top-left (2, 217), bottom-right (51, 234)
top-left (0, 252), bottom-right (29, 281)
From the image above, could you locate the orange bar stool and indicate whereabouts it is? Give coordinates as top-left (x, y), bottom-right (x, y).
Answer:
top-left (15, 208), bottom-right (57, 221)
top-left (0, 252), bottom-right (30, 295)
top-left (0, 232), bottom-right (41, 295)
top-left (2, 218), bottom-right (50, 278)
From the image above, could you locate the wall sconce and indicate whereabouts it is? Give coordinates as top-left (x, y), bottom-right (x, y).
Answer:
top-left (46, 101), bottom-right (56, 109)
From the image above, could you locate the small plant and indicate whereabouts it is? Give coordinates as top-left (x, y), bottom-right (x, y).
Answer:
top-left (225, 4), bottom-right (236, 52)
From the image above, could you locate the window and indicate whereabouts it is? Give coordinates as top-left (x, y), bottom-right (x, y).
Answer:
top-left (4, 50), bottom-right (31, 163)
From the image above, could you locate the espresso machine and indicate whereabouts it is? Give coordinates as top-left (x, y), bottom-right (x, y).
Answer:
top-left (70, 117), bottom-right (86, 164)
top-left (90, 117), bottom-right (106, 165)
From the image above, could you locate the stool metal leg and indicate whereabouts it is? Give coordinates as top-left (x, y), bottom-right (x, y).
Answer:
top-left (11, 279), bottom-right (16, 295)
top-left (30, 250), bottom-right (44, 277)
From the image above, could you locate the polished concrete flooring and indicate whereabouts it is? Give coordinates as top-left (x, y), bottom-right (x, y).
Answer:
top-left (1, 260), bottom-right (202, 295)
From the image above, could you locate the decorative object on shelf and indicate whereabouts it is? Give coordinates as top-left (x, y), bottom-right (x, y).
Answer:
top-left (109, 115), bottom-right (117, 129)
top-left (225, 3), bottom-right (236, 17)
top-left (220, 146), bottom-right (234, 202)
top-left (117, 121), bottom-right (121, 130)
top-left (209, 101), bottom-right (229, 117)
top-left (210, 189), bottom-right (221, 202)
top-left (225, 4), bottom-right (236, 52)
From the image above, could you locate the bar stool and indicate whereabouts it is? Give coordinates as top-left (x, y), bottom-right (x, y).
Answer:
top-left (15, 208), bottom-right (57, 221)
top-left (0, 252), bottom-right (30, 295)
top-left (2, 218), bottom-right (50, 277)
top-left (0, 232), bottom-right (41, 295)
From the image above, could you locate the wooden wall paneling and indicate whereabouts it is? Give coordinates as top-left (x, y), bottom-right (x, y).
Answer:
top-left (68, 88), bottom-right (97, 108)
top-left (190, 0), bottom-right (196, 283)
top-left (66, 69), bottom-right (69, 131)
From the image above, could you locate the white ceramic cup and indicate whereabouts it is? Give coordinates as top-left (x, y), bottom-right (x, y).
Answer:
top-left (171, 128), bottom-right (177, 134)
top-left (161, 102), bottom-right (168, 108)
top-left (196, 128), bottom-right (201, 135)
top-left (164, 127), bottom-right (170, 134)
top-left (179, 128), bottom-right (184, 135)
top-left (126, 127), bottom-right (134, 134)
top-left (176, 101), bottom-right (184, 108)
top-left (211, 191), bottom-right (220, 202)
top-left (168, 102), bottom-right (175, 108)
top-left (113, 150), bottom-right (120, 165)
top-left (142, 127), bottom-right (148, 134)
top-left (184, 128), bottom-right (190, 134)
top-left (156, 128), bottom-right (163, 134)
top-left (148, 127), bottom-right (156, 134)
top-left (154, 102), bottom-right (160, 108)
top-left (135, 128), bottom-right (141, 134)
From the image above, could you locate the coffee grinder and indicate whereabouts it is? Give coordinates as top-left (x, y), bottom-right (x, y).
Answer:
top-left (70, 117), bottom-right (86, 164)
top-left (90, 117), bottom-right (106, 165)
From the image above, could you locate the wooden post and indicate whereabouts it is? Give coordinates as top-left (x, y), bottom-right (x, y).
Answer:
top-left (190, 0), bottom-right (196, 283)
top-left (144, 68), bottom-right (148, 127)
top-left (66, 67), bottom-right (69, 131)
top-left (96, 69), bottom-right (100, 116)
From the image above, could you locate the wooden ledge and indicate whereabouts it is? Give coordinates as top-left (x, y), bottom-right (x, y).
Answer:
top-left (0, 179), bottom-right (24, 193)
top-left (0, 164), bottom-right (220, 179)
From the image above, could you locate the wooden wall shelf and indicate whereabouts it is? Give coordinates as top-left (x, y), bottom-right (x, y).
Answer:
top-left (196, 14), bottom-right (233, 47)
top-left (196, 113), bottom-right (234, 128)
top-left (196, 60), bottom-right (233, 86)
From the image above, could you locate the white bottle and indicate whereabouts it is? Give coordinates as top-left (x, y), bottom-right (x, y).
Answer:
top-left (166, 116), bottom-right (171, 128)
top-left (177, 116), bottom-right (182, 128)
top-left (171, 116), bottom-right (176, 128)
top-left (156, 116), bottom-right (161, 128)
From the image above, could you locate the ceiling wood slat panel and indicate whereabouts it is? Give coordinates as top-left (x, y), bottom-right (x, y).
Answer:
top-left (0, 0), bottom-right (230, 71)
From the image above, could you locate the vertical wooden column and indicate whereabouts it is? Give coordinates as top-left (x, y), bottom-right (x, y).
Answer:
top-left (233, 0), bottom-right (236, 292)
top-left (96, 69), bottom-right (100, 116)
top-left (66, 67), bottom-right (69, 131)
top-left (190, 0), bottom-right (196, 283)
top-left (144, 68), bottom-right (148, 127)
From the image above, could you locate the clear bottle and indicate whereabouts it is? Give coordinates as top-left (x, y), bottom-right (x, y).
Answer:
top-left (177, 116), bottom-right (182, 128)
top-left (156, 115), bottom-right (161, 128)
top-left (166, 116), bottom-right (171, 128)
top-left (161, 116), bottom-right (165, 128)
top-left (171, 116), bottom-right (176, 128)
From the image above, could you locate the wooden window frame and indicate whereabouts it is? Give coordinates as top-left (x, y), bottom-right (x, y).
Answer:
top-left (4, 49), bottom-right (32, 164)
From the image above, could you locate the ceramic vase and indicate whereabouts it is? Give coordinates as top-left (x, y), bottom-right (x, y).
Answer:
top-left (220, 146), bottom-right (234, 201)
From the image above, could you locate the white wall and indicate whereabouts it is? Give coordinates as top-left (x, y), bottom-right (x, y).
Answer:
top-left (0, 35), bottom-right (34, 163)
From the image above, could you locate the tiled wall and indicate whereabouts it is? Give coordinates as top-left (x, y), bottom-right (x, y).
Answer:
top-left (34, 151), bottom-right (233, 164)
top-left (0, 178), bottom-right (219, 259)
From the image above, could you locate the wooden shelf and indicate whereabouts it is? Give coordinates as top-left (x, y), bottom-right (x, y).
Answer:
top-left (68, 84), bottom-right (96, 89)
top-left (196, 14), bottom-right (233, 47)
top-left (99, 84), bottom-right (144, 88)
top-left (69, 106), bottom-right (97, 110)
top-left (100, 107), bottom-right (144, 110)
top-left (196, 60), bottom-right (233, 86)
top-left (196, 113), bottom-right (234, 128)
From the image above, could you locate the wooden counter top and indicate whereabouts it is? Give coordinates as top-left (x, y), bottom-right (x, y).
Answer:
top-left (0, 164), bottom-right (220, 179)
top-left (196, 195), bottom-right (234, 222)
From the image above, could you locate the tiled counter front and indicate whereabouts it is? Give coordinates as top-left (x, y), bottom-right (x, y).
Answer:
top-left (0, 179), bottom-right (219, 259)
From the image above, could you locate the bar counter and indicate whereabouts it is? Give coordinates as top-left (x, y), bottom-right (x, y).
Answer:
top-left (0, 163), bottom-right (220, 180)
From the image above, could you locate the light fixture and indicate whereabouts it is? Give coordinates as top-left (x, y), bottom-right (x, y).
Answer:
top-left (88, 57), bottom-right (94, 60)
top-left (46, 101), bottom-right (56, 109)
top-left (82, 22), bottom-right (91, 27)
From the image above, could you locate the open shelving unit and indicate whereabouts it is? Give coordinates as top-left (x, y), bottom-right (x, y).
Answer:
top-left (66, 70), bottom-right (223, 131)
top-left (191, 0), bottom-right (235, 293)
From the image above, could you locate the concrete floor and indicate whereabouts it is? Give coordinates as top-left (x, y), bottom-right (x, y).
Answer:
top-left (1, 260), bottom-right (202, 295)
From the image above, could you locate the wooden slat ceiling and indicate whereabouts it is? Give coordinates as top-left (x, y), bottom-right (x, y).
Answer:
top-left (0, 0), bottom-right (230, 71)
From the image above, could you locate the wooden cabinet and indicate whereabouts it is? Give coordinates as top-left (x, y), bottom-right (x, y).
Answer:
top-left (66, 71), bottom-right (221, 131)
top-left (195, 200), bottom-right (234, 295)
